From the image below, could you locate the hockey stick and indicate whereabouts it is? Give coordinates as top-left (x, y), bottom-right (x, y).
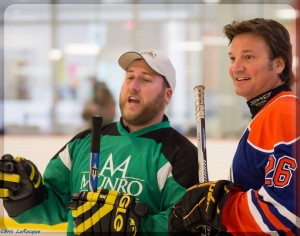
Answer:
top-left (194, 85), bottom-right (211, 236)
top-left (89, 115), bottom-right (103, 192)
top-left (194, 85), bottom-right (208, 183)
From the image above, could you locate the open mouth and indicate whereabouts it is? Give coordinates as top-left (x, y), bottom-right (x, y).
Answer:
top-left (128, 96), bottom-right (140, 104)
top-left (236, 77), bottom-right (251, 81)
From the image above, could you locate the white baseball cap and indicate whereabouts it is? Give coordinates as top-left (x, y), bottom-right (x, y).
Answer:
top-left (118, 49), bottom-right (176, 91)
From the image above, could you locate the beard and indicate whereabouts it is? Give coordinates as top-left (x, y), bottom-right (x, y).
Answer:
top-left (119, 89), bottom-right (166, 126)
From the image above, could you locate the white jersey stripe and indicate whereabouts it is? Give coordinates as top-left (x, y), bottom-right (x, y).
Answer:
top-left (157, 162), bottom-right (172, 191)
top-left (247, 136), bottom-right (300, 153)
top-left (247, 190), bottom-right (279, 235)
top-left (59, 147), bottom-right (72, 170)
top-left (259, 187), bottom-right (300, 228)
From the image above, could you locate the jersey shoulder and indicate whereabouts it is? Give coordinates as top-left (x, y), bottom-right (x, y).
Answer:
top-left (248, 92), bottom-right (299, 151)
top-left (160, 128), bottom-right (199, 188)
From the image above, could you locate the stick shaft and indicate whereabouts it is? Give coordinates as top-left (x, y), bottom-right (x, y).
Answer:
top-left (194, 85), bottom-right (208, 183)
top-left (89, 115), bottom-right (103, 192)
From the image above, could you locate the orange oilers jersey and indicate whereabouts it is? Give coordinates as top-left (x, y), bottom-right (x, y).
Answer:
top-left (223, 91), bottom-right (300, 234)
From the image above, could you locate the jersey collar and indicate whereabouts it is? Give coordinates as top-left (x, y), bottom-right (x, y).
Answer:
top-left (247, 84), bottom-right (291, 118)
top-left (118, 115), bottom-right (170, 136)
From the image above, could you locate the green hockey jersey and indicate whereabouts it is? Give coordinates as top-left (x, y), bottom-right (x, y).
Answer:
top-left (14, 116), bottom-right (199, 235)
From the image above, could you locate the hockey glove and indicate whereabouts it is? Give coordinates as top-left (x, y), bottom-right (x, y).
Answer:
top-left (0, 154), bottom-right (48, 217)
top-left (169, 180), bottom-right (235, 235)
top-left (168, 198), bottom-right (192, 236)
top-left (68, 188), bottom-right (148, 236)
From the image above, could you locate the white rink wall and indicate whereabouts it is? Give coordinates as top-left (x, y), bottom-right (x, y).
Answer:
top-left (1, 135), bottom-right (237, 180)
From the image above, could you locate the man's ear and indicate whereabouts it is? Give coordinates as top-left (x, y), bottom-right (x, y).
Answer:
top-left (275, 57), bottom-right (285, 73)
top-left (165, 88), bottom-right (173, 106)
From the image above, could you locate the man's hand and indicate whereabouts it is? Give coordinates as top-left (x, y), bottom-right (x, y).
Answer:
top-left (68, 189), bottom-right (148, 235)
top-left (169, 180), bottom-right (236, 235)
top-left (0, 154), bottom-right (48, 217)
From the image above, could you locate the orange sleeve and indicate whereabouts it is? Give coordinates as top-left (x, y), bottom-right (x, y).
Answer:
top-left (222, 189), bottom-right (267, 234)
top-left (248, 95), bottom-right (298, 150)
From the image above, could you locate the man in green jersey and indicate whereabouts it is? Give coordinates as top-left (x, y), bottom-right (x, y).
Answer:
top-left (1, 49), bottom-right (199, 235)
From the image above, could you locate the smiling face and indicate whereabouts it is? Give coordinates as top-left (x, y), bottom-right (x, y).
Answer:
top-left (119, 59), bottom-right (172, 131)
top-left (228, 32), bottom-right (285, 100)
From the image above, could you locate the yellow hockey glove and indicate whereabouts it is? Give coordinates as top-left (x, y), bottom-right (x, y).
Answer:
top-left (68, 188), bottom-right (148, 235)
top-left (0, 154), bottom-right (48, 217)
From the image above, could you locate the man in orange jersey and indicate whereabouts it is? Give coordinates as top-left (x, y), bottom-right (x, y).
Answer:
top-left (169, 18), bottom-right (299, 235)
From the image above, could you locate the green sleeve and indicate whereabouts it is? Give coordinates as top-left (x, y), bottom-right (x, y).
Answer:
top-left (140, 176), bottom-right (186, 235)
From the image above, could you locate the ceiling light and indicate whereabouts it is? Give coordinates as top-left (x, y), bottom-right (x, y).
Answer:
top-left (48, 48), bottom-right (62, 61)
top-left (276, 8), bottom-right (298, 20)
top-left (64, 44), bottom-right (100, 56)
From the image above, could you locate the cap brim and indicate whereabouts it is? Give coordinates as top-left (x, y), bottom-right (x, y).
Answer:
top-left (118, 52), bottom-right (144, 71)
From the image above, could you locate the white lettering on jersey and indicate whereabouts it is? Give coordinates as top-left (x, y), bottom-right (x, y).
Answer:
top-left (80, 153), bottom-right (144, 197)
top-left (99, 154), bottom-right (130, 178)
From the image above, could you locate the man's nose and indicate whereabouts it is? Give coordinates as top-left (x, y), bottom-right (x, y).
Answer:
top-left (128, 77), bottom-right (140, 91)
top-left (231, 59), bottom-right (245, 72)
